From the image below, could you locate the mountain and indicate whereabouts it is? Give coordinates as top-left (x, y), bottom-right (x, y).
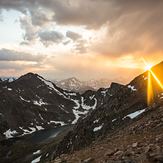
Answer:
top-left (55, 77), bottom-right (111, 93)
top-left (84, 78), bottom-right (111, 90)
top-left (44, 61), bottom-right (163, 162)
top-left (0, 73), bottom-right (110, 140)
top-left (54, 77), bottom-right (95, 94)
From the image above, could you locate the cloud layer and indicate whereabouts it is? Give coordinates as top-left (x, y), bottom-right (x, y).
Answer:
top-left (0, 48), bottom-right (44, 61)
top-left (1, 0), bottom-right (163, 54)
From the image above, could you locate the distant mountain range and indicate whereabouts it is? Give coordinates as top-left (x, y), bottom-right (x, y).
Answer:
top-left (0, 77), bottom-right (116, 94)
top-left (54, 77), bottom-right (112, 93)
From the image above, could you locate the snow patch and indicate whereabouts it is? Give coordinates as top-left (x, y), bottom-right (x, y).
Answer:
top-left (20, 96), bottom-right (30, 103)
top-left (29, 127), bottom-right (37, 133)
top-left (93, 124), bottom-right (103, 132)
top-left (101, 89), bottom-right (108, 97)
top-left (19, 127), bottom-right (36, 136)
top-left (49, 121), bottom-right (66, 126)
top-left (36, 126), bottom-right (44, 130)
top-left (90, 95), bottom-right (95, 100)
top-left (33, 150), bottom-right (41, 155)
top-left (72, 97), bottom-right (97, 124)
top-left (124, 109), bottom-right (146, 119)
top-left (112, 118), bottom-right (117, 122)
top-left (31, 156), bottom-right (41, 163)
top-left (71, 99), bottom-right (82, 124)
top-left (33, 99), bottom-right (48, 106)
top-left (72, 109), bottom-right (88, 124)
top-left (128, 85), bottom-right (137, 91)
top-left (3, 129), bottom-right (18, 138)
top-left (93, 119), bottom-right (99, 123)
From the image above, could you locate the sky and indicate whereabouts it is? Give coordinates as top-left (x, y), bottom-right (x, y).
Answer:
top-left (0, 0), bottom-right (163, 83)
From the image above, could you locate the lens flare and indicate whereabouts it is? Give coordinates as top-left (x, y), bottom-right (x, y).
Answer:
top-left (142, 58), bottom-right (163, 106)
top-left (150, 70), bottom-right (163, 89)
top-left (147, 71), bottom-right (153, 105)
top-left (145, 64), bottom-right (153, 71)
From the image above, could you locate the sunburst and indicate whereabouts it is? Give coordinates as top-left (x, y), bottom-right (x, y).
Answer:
top-left (142, 58), bottom-right (163, 105)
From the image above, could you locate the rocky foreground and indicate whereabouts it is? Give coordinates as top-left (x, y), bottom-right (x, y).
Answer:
top-left (53, 104), bottom-right (163, 163)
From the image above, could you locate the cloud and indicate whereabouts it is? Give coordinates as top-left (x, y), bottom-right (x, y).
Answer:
top-left (66, 31), bottom-right (81, 41)
top-left (38, 30), bottom-right (64, 46)
top-left (0, 48), bottom-right (44, 62)
top-left (30, 8), bottom-right (53, 26)
top-left (0, 48), bottom-right (48, 77)
top-left (91, 3), bottom-right (163, 56)
top-left (66, 30), bottom-right (87, 53)
top-left (19, 15), bottom-right (37, 42)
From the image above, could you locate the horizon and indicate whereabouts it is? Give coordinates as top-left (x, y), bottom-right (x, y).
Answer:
top-left (0, 72), bottom-right (126, 84)
top-left (0, 0), bottom-right (163, 82)
top-left (0, 59), bottom-right (162, 85)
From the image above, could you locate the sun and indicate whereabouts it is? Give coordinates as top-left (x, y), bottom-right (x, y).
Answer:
top-left (141, 58), bottom-right (153, 71)
top-left (144, 64), bottom-right (153, 71)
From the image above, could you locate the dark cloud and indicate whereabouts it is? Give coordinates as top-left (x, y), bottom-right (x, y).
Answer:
top-left (66, 31), bottom-right (86, 53)
top-left (0, 0), bottom-right (23, 10)
top-left (38, 30), bottom-right (64, 46)
top-left (66, 31), bottom-right (81, 41)
top-left (0, 48), bottom-right (44, 62)
top-left (92, 1), bottom-right (163, 56)
top-left (30, 8), bottom-right (52, 26)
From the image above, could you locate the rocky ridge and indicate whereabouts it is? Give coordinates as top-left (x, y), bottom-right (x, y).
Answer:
top-left (48, 61), bottom-right (163, 162)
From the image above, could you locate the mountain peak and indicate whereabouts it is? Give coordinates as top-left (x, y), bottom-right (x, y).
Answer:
top-left (19, 72), bottom-right (38, 79)
top-left (67, 77), bottom-right (80, 82)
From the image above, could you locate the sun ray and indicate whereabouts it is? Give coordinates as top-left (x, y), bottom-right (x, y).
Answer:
top-left (147, 71), bottom-right (153, 105)
top-left (142, 58), bottom-right (163, 105)
top-left (150, 70), bottom-right (163, 89)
